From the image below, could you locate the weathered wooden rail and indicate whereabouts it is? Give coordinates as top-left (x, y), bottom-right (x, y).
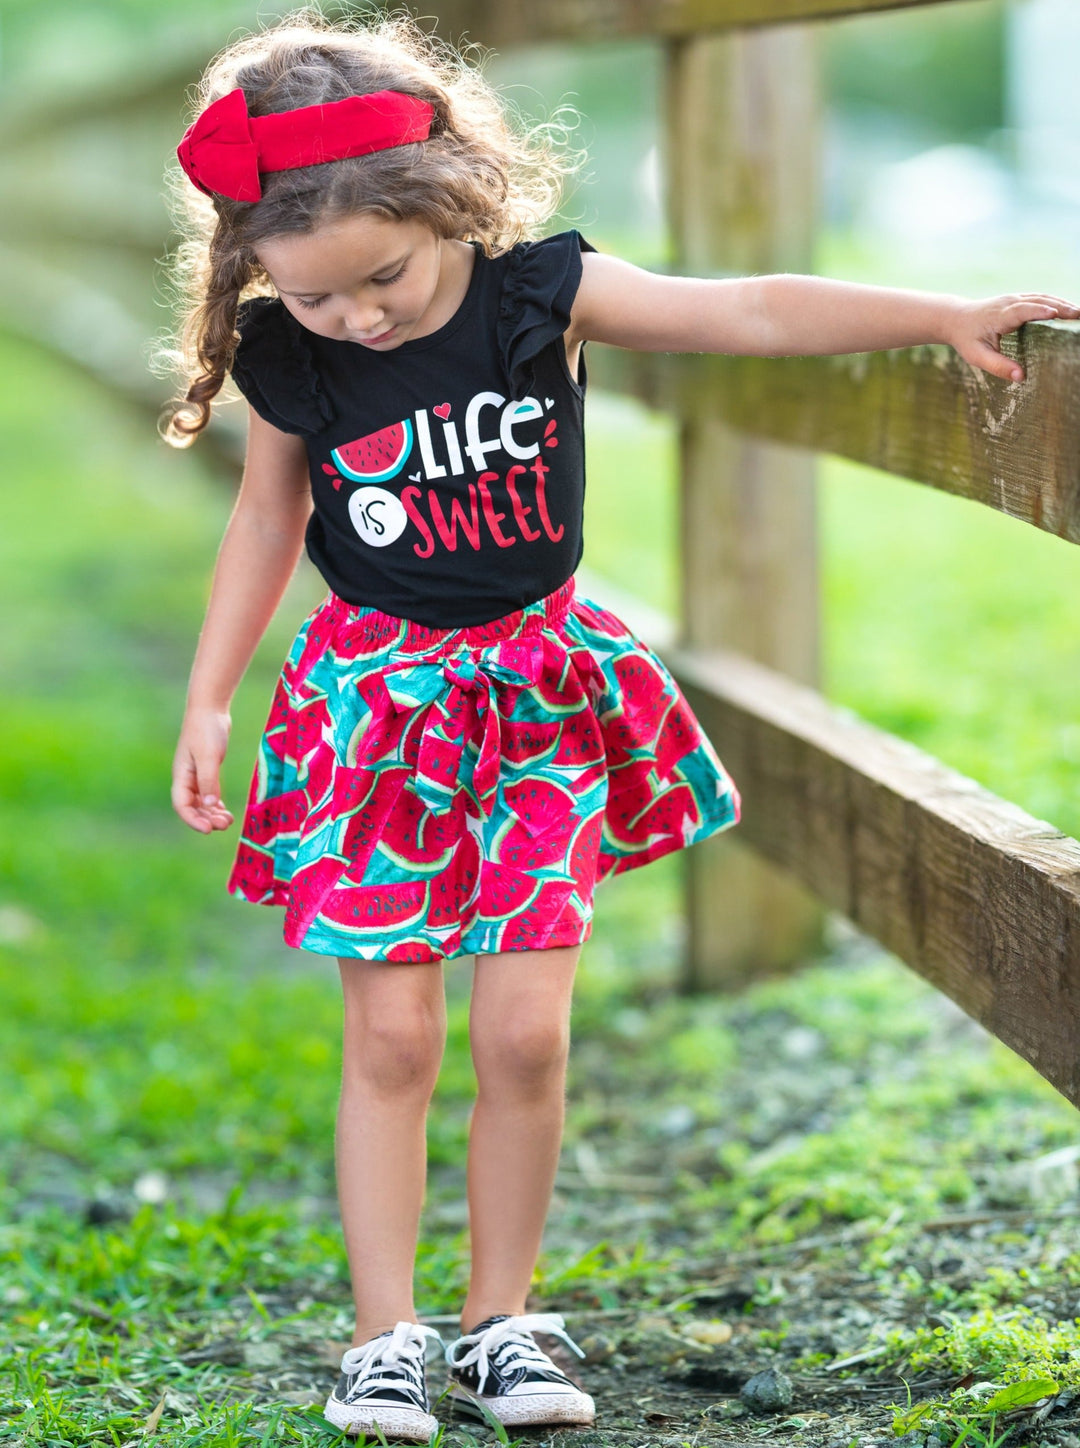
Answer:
top-left (447, 0), bottom-right (1080, 1106)
top-left (434, 0), bottom-right (971, 42)
top-left (577, 562), bottom-right (1080, 1106)
top-left (595, 332), bottom-right (1080, 544)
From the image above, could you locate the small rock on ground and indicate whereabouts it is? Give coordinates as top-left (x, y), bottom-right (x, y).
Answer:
top-left (740, 1366), bottom-right (795, 1412)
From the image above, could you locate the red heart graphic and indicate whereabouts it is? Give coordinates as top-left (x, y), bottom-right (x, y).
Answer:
top-left (433, 402), bottom-right (451, 420)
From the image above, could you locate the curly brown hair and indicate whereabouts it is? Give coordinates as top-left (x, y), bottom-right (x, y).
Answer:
top-left (151, 4), bottom-right (586, 447)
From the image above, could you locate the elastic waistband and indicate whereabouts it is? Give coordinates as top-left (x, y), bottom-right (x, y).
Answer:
top-left (325, 574), bottom-right (576, 652)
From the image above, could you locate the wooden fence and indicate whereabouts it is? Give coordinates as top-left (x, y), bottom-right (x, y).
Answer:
top-left (444, 0), bottom-right (1080, 1106)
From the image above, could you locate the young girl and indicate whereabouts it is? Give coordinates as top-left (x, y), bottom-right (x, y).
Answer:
top-left (162, 7), bottom-right (1077, 1441)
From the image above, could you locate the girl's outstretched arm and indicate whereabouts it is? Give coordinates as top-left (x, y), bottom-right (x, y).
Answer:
top-left (569, 252), bottom-right (1079, 383)
top-left (172, 408), bottom-right (312, 835)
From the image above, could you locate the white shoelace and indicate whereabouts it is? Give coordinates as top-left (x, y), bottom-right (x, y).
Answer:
top-left (446, 1312), bottom-right (586, 1388)
top-left (339, 1321), bottom-right (444, 1401)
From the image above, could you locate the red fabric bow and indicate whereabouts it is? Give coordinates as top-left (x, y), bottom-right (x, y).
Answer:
top-left (176, 86), bottom-right (435, 202)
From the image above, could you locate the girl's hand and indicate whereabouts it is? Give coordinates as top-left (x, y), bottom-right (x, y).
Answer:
top-left (944, 293), bottom-right (1079, 384)
top-left (172, 707), bottom-right (235, 834)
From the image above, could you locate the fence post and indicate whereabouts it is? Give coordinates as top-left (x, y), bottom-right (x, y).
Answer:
top-left (663, 24), bottom-right (827, 988)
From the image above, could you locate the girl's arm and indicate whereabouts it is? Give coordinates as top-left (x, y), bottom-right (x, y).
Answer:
top-left (569, 252), bottom-right (1079, 383)
top-left (172, 408), bottom-right (313, 834)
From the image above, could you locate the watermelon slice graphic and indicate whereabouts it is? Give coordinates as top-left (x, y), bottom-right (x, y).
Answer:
top-left (331, 419), bottom-right (413, 482)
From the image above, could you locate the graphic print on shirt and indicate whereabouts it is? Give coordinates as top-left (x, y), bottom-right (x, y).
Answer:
top-left (323, 418), bottom-right (415, 547)
top-left (321, 392), bottom-right (562, 558)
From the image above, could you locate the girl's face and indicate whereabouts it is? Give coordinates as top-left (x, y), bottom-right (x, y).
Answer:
top-left (253, 213), bottom-right (450, 349)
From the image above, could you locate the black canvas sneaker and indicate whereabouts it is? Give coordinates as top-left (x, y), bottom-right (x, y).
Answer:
top-left (443, 1312), bottom-right (596, 1427)
top-left (324, 1320), bottom-right (444, 1441)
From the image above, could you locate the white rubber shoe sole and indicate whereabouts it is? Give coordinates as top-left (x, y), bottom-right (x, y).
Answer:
top-left (447, 1380), bottom-right (596, 1427)
top-left (323, 1392), bottom-right (439, 1441)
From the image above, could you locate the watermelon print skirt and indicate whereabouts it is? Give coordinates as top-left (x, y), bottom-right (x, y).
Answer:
top-left (225, 575), bottom-right (741, 961)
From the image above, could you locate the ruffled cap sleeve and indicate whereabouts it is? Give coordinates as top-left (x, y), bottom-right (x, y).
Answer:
top-left (497, 229), bottom-right (597, 395)
top-left (229, 295), bottom-right (334, 437)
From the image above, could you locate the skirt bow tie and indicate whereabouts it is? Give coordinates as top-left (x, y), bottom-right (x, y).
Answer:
top-left (374, 636), bottom-right (549, 821)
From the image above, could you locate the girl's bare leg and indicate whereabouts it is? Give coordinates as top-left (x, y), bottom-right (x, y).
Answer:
top-left (336, 956), bottom-right (447, 1347)
top-left (460, 943), bottom-right (582, 1335)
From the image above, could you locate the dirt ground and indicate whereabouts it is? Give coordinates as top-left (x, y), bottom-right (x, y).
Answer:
top-left (170, 1197), bottom-right (1080, 1447)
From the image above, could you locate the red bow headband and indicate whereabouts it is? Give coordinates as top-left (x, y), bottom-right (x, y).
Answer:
top-left (177, 86), bottom-right (435, 202)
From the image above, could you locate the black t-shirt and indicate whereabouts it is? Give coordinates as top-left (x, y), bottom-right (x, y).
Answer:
top-left (228, 229), bottom-right (597, 628)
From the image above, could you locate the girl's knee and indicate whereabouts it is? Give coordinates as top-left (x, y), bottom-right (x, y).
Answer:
top-left (473, 1019), bottom-right (570, 1092)
top-left (339, 958), bottom-right (446, 1091)
top-left (343, 1015), bottom-right (446, 1093)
